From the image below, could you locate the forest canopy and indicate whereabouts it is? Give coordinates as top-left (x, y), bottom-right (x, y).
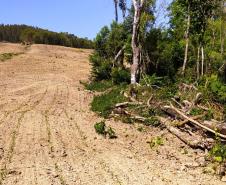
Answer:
top-left (0, 24), bottom-right (93, 49)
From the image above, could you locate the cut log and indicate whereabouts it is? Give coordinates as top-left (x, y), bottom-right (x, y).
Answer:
top-left (157, 116), bottom-right (213, 149)
top-left (203, 121), bottom-right (226, 135)
top-left (115, 101), bottom-right (143, 108)
top-left (161, 105), bottom-right (184, 120)
top-left (177, 114), bottom-right (207, 127)
top-left (167, 103), bottom-right (226, 139)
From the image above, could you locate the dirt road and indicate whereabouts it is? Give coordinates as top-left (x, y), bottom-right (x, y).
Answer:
top-left (0, 43), bottom-right (223, 185)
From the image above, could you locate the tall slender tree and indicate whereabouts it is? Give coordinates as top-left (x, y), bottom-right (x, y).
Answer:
top-left (131, 0), bottom-right (146, 84)
top-left (113, 0), bottom-right (119, 22)
top-left (182, 1), bottom-right (190, 75)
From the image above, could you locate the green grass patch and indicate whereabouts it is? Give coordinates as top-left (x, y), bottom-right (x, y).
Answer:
top-left (84, 80), bottom-right (113, 92)
top-left (189, 108), bottom-right (204, 116)
top-left (91, 85), bottom-right (127, 118)
top-left (0, 52), bottom-right (23, 62)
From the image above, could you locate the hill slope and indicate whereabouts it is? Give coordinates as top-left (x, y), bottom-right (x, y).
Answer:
top-left (0, 43), bottom-right (223, 185)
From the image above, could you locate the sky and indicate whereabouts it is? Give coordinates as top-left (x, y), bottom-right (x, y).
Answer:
top-left (1, 0), bottom-right (172, 40)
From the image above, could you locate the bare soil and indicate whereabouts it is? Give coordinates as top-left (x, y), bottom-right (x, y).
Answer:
top-left (0, 43), bottom-right (223, 185)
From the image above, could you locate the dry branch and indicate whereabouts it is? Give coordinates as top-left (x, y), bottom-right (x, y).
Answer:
top-left (157, 116), bottom-right (214, 149)
top-left (166, 103), bottom-right (226, 139)
top-left (114, 46), bottom-right (126, 62)
top-left (177, 114), bottom-right (207, 127)
top-left (115, 101), bottom-right (143, 108)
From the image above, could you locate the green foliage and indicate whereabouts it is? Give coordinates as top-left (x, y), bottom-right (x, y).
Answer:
top-left (111, 68), bottom-right (130, 84)
top-left (0, 24), bottom-right (93, 49)
top-left (148, 136), bottom-right (164, 149)
top-left (206, 75), bottom-right (226, 103)
top-left (204, 110), bottom-right (214, 121)
top-left (84, 80), bottom-right (113, 92)
top-left (94, 121), bottom-right (106, 135)
top-left (209, 142), bottom-right (226, 163)
top-left (156, 85), bottom-right (178, 100)
top-left (90, 53), bottom-right (112, 81)
top-left (91, 86), bottom-right (126, 118)
top-left (94, 121), bottom-right (117, 138)
top-left (144, 117), bottom-right (160, 127)
top-left (90, 21), bottom-right (131, 83)
top-left (140, 74), bottom-right (164, 87)
top-left (189, 108), bottom-right (204, 116)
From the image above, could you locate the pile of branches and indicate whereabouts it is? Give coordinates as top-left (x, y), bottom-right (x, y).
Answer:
top-left (112, 83), bottom-right (226, 150)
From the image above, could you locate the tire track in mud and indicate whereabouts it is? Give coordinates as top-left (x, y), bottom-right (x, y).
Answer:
top-left (0, 96), bottom-right (32, 126)
top-left (0, 84), bottom-right (48, 126)
top-left (4, 85), bottom-right (64, 185)
top-left (41, 85), bottom-right (68, 185)
top-left (52, 86), bottom-right (126, 185)
top-left (0, 88), bottom-right (48, 184)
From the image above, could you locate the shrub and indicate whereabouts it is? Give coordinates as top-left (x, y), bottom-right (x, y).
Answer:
top-left (94, 121), bottom-right (106, 135)
top-left (207, 75), bottom-right (226, 103)
top-left (94, 121), bottom-right (117, 138)
top-left (209, 141), bottom-right (226, 163)
top-left (84, 80), bottom-right (113, 92)
top-left (91, 86), bottom-right (126, 118)
top-left (148, 136), bottom-right (164, 149)
top-left (111, 68), bottom-right (130, 84)
top-left (140, 74), bottom-right (164, 87)
top-left (90, 53), bottom-right (112, 81)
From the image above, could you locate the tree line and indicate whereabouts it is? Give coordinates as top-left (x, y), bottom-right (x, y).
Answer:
top-left (91, 0), bottom-right (225, 83)
top-left (0, 24), bottom-right (93, 49)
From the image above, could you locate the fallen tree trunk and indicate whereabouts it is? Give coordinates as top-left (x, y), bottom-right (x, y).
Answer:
top-left (203, 120), bottom-right (226, 135)
top-left (165, 104), bottom-right (226, 139)
top-left (177, 114), bottom-right (207, 127)
top-left (115, 101), bottom-right (143, 108)
top-left (157, 116), bottom-right (214, 149)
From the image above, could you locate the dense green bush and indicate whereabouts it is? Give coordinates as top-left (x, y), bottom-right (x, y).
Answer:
top-left (90, 53), bottom-right (112, 81)
top-left (84, 80), bottom-right (113, 92)
top-left (209, 141), bottom-right (226, 163)
top-left (111, 68), bottom-right (130, 84)
top-left (208, 75), bottom-right (226, 103)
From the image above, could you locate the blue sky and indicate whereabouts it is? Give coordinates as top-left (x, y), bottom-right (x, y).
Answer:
top-left (1, 0), bottom-right (171, 39)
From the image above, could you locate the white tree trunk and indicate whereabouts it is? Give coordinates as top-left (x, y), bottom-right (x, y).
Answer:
top-left (131, 0), bottom-right (146, 84)
top-left (197, 46), bottom-right (200, 79)
top-left (182, 7), bottom-right (190, 75)
top-left (201, 46), bottom-right (204, 76)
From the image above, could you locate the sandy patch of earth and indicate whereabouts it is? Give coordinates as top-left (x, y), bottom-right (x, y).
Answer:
top-left (0, 43), bottom-right (223, 185)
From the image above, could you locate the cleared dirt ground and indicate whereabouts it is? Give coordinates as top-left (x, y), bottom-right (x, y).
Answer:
top-left (0, 43), bottom-right (223, 185)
